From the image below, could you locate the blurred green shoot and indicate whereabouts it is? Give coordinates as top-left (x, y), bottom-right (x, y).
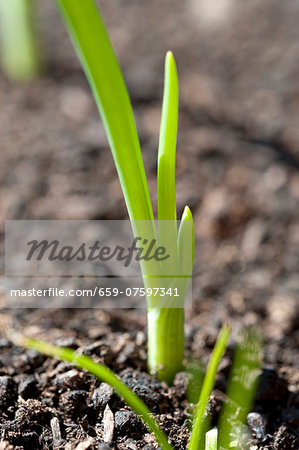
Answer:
top-left (0, 0), bottom-right (41, 81)
top-left (189, 325), bottom-right (231, 450)
top-left (186, 356), bottom-right (205, 406)
top-left (218, 326), bottom-right (263, 449)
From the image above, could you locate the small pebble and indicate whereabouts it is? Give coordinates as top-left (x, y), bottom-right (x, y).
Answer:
top-left (0, 376), bottom-right (17, 409)
top-left (247, 412), bottom-right (266, 441)
top-left (114, 410), bottom-right (140, 434)
top-left (55, 369), bottom-right (87, 389)
top-left (93, 383), bottom-right (113, 411)
top-left (124, 439), bottom-right (138, 450)
top-left (59, 390), bottom-right (91, 418)
top-left (0, 338), bottom-right (10, 348)
top-left (18, 374), bottom-right (39, 399)
top-left (54, 337), bottom-right (77, 348)
top-left (119, 368), bottom-right (169, 413)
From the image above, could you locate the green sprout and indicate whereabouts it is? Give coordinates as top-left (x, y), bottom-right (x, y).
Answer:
top-left (205, 428), bottom-right (218, 450)
top-left (218, 326), bottom-right (263, 449)
top-left (0, 0), bottom-right (41, 81)
top-left (55, 0), bottom-right (194, 385)
top-left (189, 325), bottom-right (231, 450)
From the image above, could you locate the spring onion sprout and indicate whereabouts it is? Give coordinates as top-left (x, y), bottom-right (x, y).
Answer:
top-left (55, 0), bottom-right (194, 384)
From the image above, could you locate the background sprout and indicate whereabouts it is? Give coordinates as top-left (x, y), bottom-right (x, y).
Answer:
top-left (0, 0), bottom-right (42, 81)
top-left (189, 325), bottom-right (231, 450)
top-left (218, 326), bottom-right (263, 449)
top-left (55, 0), bottom-right (194, 385)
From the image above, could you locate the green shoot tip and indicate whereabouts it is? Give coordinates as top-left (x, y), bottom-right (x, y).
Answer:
top-left (181, 205), bottom-right (193, 221)
top-left (165, 50), bottom-right (177, 71)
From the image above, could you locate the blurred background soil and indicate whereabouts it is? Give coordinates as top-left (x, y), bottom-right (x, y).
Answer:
top-left (0, 0), bottom-right (298, 448)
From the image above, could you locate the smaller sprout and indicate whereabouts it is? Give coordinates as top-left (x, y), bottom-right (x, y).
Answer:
top-left (205, 428), bottom-right (218, 450)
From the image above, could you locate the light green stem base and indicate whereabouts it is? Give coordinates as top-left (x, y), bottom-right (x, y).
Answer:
top-left (0, 0), bottom-right (41, 81)
top-left (147, 307), bottom-right (184, 385)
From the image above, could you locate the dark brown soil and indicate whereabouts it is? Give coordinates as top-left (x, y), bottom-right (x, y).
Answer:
top-left (0, 309), bottom-right (298, 449)
top-left (0, 0), bottom-right (298, 448)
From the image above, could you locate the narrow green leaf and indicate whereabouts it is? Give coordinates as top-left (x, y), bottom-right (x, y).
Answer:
top-left (178, 205), bottom-right (195, 271)
top-left (157, 52), bottom-right (179, 276)
top-left (185, 356), bottom-right (205, 406)
top-left (157, 51), bottom-right (179, 223)
top-left (189, 325), bottom-right (231, 450)
top-left (55, 0), bottom-right (153, 222)
top-left (23, 336), bottom-right (174, 450)
top-left (174, 206), bottom-right (195, 307)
